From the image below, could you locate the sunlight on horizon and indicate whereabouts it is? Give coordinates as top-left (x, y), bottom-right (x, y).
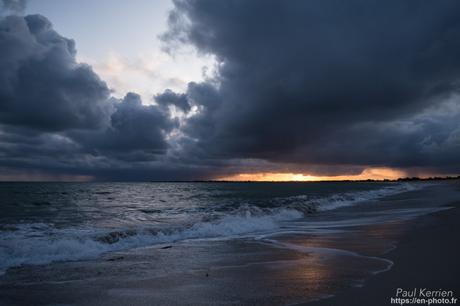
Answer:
top-left (216, 167), bottom-right (409, 182)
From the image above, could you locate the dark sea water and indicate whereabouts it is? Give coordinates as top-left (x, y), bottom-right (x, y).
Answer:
top-left (0, 181), bottom-right (437, 274)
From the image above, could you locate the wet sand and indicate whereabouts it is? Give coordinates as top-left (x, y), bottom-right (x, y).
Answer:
top-left (0, 237), bottom-right (393, 305)
top-left (304, 194), bottom-right (460, 306)
top-left (0, 182), bottom-right (459, 306)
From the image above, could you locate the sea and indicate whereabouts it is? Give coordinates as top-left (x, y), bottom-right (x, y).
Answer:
top-left (0, 181), bottom-right (441, 275)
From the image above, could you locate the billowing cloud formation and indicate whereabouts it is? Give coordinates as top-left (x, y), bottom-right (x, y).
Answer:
top-left (1, 1), bottom-right (460, 181)
top-left (155, 89), bottom-right (191, 112)
top-left (0, 13), bottom-right (178, 180)
top-left (161, 0), bottom-right (460, 175)
top-left (75, 92), bottom-right (174, 158)
top-left (0, 14), bottom-right (112, 131)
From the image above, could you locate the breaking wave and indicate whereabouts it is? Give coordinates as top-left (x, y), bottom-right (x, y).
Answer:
top-left (283, 182), bottom-right (421, 212)
top-left (0, 183), bottom-right (422, 273)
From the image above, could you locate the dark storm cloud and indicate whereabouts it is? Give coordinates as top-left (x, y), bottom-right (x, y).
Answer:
top-left (74, 92), bottom-right (175, 160)
top-left (161, 0), bottom-right (460, 174)
top-left (2, 1), bottom-right (460, 181)
top-left (0, 91), bottom-right (177, 176)
top-left (155, 89), bottom-right (191, 112)
top-left (0, 13), bottom-right (180, 180)
top-left (0, 14), bottom-right (112, 131)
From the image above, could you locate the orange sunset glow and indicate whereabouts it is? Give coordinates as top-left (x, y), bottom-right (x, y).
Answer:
top-left (217, 167), bottom-right (409, 182)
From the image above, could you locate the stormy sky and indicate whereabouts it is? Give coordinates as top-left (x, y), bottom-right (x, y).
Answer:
top-left (1, 0), bottom-right (460, 181)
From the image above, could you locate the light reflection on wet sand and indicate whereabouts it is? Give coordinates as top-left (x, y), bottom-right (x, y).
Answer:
top-left (0, 219), bottom-right (409, 305)
top-left (2, 184), bottom-right (459, 305)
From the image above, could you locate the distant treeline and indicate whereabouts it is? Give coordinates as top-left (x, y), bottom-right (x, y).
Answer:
top-left (394, 175), bottom-right (460, 182)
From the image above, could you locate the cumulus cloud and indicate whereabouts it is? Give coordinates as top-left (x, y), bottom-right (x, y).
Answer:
top-left (0, 13), bottom-right (179, 180)
top-left (161, 0), bottom-right (460, 175)
top-left (1, 1), bottom-right (460, 180)
top-left (0, 14), bottom-right (112, 131)
top-left (74, 92), bottom-right (175, 159)
top-left (155, 89), bottom-right (191, 113)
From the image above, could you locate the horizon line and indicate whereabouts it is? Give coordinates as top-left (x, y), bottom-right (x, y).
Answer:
top-left (0, 175), bottom-right (459, 183)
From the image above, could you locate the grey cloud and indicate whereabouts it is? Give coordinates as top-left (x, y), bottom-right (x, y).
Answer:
top-left (75, 93), bottom-right (174, 158)
top-left (161, 0), bottom-right (460, 175)
top-left (0, 14), bottom-right (112, 131)
top-left (2, 1), bottom-right (460, 181)
top-left (0, 0), bottom-right (26, 16)
top-left (155, 89), bottom-right (191, 112)
top-left (0, 13), bottom-right (178, 180)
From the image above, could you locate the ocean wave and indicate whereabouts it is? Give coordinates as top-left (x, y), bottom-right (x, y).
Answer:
top-left (0, 208), bottom-right (303, 273)
top-left (283, 183), bottom-right (421, 212)
top-left (0, 183), bottom-right (423, 273)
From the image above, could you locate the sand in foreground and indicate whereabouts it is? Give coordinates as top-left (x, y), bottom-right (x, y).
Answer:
top-left (0, 183), bottom-right (459, 306)
top-left (304, 196), bottom-right (460, 306)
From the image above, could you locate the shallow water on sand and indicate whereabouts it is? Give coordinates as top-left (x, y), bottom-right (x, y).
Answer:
top-left (0, 181), bottom-right (424, 272)
top-left (1, 181), bottom-right (459, 305)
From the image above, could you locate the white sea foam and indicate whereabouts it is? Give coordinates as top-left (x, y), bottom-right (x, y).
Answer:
top-left (287, 183), bottom-right (422, 212)
top-left (0, 183), bottom-right (425, 273)
top-left (0, 208), bottom-right (303, 273)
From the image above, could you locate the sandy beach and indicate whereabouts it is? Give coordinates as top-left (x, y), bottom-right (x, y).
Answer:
top-left (305, 186), bottom-right (460, 306)
top-left (2, 1), bottom-right (460, 305)
top-left (0, 182), bottom-right (459, 306)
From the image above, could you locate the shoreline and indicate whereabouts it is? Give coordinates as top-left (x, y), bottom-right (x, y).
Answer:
top-left (303, 198), bottom-right (460, 306)
top-left (0, 182), bottom-right (458, 305)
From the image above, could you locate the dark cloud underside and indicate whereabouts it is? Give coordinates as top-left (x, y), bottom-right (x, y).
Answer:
top-left (162, 0), bottom-right (460, 173)
top-left (1, 0), bottom-right (460, 180)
